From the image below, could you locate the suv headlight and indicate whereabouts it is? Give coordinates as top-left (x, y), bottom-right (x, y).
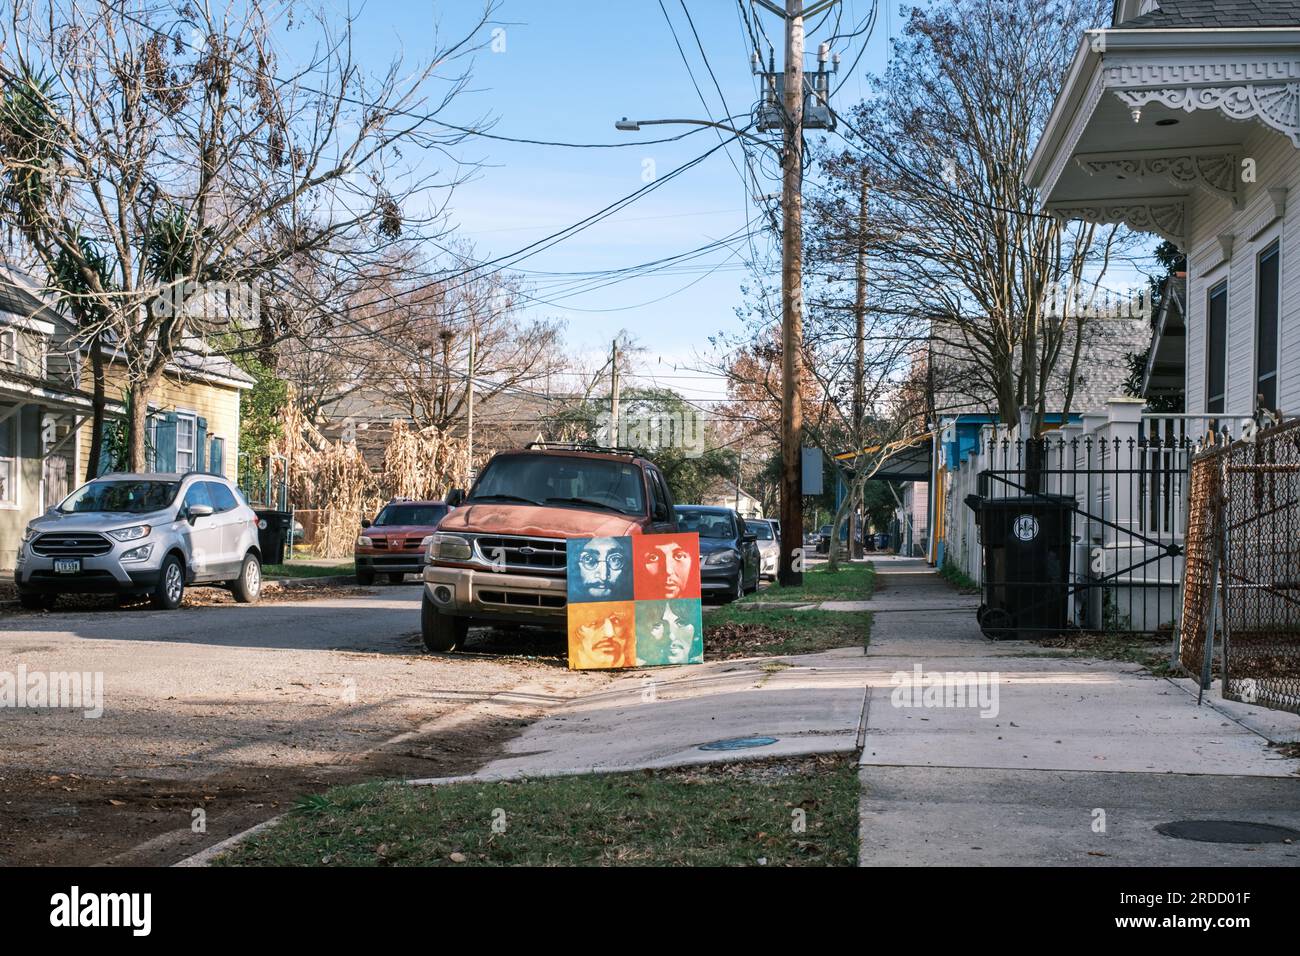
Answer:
top-left (108, 524), bottom-right (151, 542)
top-left (428, 533), bottom-right (472, 562)
top-left (21, 524), bottom-right (39, 543)
top-left (356, 535), bottom-right (374, 548)
top-left (704, 548), bottom-right (738, 567)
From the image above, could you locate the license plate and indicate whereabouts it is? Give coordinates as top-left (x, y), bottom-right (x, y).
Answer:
top-left (54, 558), bottom-right (81, 575)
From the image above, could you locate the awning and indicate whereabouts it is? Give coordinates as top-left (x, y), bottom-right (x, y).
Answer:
top-left (834, 432), bottom-right (934, 482)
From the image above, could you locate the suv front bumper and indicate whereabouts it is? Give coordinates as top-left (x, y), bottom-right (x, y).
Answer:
top-left (15, 543), bottom-right (168, 593)
top-left (423, 564), bottom-right (567, 624)
top-left (356, 551), bottom-right (427, 575)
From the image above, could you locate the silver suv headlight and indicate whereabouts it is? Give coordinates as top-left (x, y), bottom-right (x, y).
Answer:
top-left (108, 524), bottom-right (152, 542)
top-left (428, 533), bottom-right (472, 562)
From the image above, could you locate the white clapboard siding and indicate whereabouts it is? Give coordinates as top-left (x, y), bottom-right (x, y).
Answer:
top-left (1184, 124), bottom-right (1300, 417)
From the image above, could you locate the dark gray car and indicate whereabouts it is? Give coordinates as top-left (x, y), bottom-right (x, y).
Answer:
top-left (674, 505), bottom-right (760, 602)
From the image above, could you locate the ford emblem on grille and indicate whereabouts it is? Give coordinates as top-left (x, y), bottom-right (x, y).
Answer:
top-left (517, 546), bottom-right (536, 555)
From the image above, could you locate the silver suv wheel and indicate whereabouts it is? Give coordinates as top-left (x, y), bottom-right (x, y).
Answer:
top-left (165, 562), bottom-right (183, 603)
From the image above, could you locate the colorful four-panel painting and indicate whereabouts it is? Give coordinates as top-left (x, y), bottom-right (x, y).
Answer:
top-left (566, 533), bottom-right (704, 669)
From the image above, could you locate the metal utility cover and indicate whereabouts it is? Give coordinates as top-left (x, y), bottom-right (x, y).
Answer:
top-left (1155, 820), bottom-right (1300, 844)
top-left (698, 736), bottom-right (779, 752)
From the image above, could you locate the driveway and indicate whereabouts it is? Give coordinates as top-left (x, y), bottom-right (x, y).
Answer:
top-left (0, 583), bottom-right (607, 866)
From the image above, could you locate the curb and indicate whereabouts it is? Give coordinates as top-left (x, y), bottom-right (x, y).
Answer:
top-left (172, 816), bottom-right (285, 867)
top-left (264, 574), bottom-right (362, 589)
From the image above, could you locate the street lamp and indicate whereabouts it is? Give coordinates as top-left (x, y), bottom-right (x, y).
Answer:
top-left (615, 110), bottom-right (802, 587)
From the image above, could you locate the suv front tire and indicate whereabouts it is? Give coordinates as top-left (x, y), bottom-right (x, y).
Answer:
top-left (153, 554), bottom-right (186, 610)
top-left (19, 591), bottom-right (56, 611)
top-left (421, 592), bottom-right (468, 652)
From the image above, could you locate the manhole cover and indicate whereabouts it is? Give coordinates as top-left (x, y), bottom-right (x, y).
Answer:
top-left (698, 736), bottom-right (778, 752)
top-left (1155, 820), bottom-right (1300, 844)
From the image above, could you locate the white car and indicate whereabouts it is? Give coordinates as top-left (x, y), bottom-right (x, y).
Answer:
top-left (745, 518), bottom-right (780, 580)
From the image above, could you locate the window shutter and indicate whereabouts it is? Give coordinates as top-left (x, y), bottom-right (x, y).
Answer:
top-left (196, 417), bottom-right (208, 472)
top-left (209, 437), bottom-right (225, 478)
top-left (95, 421), bottom-right (114, 477)
top-left (155, 412), bottom-right (178, 472)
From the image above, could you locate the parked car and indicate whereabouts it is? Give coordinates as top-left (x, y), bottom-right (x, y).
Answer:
top-left (355, 498), bottom-right (451, 585)
top-left (420, 444), bottom-right (679, 652)
top-left (745, 517), bottom-right (779, 580)
top-left (14, 472), bottom-right (263, 611)
top-left (675, 505), bottom-right (760, 602)
top-left (816, 523), bottom-right (834, 554)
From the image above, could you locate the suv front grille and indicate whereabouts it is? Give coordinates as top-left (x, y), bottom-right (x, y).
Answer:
top-left (473, 535), bottom-right (567, 574)
top-left (31, 532), bottom-right (113, 558)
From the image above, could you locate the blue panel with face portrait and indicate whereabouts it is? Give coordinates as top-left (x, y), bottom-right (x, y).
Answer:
top-left (566, 536), bottom-right (635, 604)
top-left (634, 599), bottom-right (704, 666)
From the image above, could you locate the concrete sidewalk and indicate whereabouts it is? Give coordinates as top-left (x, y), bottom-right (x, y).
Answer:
top-left (411, 646), bottom-right (872, 782)
top-left (858, 557), bottom-right (1300, 866)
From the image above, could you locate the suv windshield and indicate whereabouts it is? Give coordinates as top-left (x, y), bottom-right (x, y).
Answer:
top-left (60, 480), bottom-right (180, 514)
top-left (375, 503), bottom-right (448, 526)
top-left (468, 454), bottom-right (645, 516)
top-left (675, 508), bottom-right (735, 539)
top-left (745, 520), bottom-right (774, 540)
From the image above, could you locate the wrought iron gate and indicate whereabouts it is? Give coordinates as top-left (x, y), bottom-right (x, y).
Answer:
top-left (973, 430), bottom-right (1191, 636)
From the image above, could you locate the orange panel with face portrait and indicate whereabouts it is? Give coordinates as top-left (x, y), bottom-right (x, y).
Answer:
top-left (632, 532), bottom-right (701, 601)
top-left (567, 601), bottom-right (637, 670)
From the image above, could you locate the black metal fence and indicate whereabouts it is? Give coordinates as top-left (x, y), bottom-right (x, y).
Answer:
top-left (972, 431), bottom-right (1191, 637)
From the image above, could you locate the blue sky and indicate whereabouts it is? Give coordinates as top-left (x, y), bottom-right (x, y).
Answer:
top-left (286, 1), bottom-right (1152, 402)
top-left (300, 0), bottom-right (897, 401)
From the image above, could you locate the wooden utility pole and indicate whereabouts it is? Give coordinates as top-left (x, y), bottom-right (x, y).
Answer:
top-left (466, 328), bottom-right (476, 477)
top-left (851, 175), bottom-right (869, 558)
top-left (610, 338), bottom-right (621, 447)
top-left (778, 0), bottom-right (805, 586)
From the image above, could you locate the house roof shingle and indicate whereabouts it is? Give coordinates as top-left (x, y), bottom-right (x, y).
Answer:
top-left (1118, 0), bottom-right (1300, 29)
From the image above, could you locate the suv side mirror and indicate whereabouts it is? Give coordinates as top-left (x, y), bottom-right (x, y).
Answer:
top-left (187, 503), bottom-right (214, 523)
top-left (446, 488), bottom-right (465, 508)
top-left (361, 518), bottom-right (371, 529)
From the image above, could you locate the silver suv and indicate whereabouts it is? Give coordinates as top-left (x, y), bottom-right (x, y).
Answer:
top-left (14, 472), bottom-right (263, 611)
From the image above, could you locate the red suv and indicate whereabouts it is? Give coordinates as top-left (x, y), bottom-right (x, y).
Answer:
top-left (420, 444), bottom-right (678, 651)
top-left (355, 499), bottom-right (451, 585)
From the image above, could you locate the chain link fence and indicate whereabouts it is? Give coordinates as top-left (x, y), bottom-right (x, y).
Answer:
top-left (1180, 418), bottom-right (1300, 714)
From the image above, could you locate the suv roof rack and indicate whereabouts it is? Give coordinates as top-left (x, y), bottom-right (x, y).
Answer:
top-left (525, 441), bottom-right (640, 458)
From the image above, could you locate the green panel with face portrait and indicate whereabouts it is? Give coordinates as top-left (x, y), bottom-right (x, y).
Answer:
top-left (566, 533), bottom-right (704, 670)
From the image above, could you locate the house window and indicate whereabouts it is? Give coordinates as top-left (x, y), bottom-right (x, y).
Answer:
top-left (176, 414), bottom-right (196, 472)
top-left (0, 328), bottom-right (15, 367)
top-left (0, 410), bottom-right (16, 506)
top-left (1256, 241), bottom-right (1280, 413)
top-left (1206, 280), bottom-right (1228, 414)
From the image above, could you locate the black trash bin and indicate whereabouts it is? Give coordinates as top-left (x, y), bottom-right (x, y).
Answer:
top-left (254, 509), bottom-right (292, 566)
top-left (963, 494), bottom-right (1073, 640)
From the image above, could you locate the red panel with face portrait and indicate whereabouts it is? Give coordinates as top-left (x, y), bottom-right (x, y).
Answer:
top-left (632, 532), bottom-right (701, 601)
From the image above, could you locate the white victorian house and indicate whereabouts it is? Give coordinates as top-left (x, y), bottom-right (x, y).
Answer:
top-left (1027, 0), bottom-right (1300, 421)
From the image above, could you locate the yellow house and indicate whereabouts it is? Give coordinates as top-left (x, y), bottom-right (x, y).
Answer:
top-left (76, 343), bottom-right (253, 482)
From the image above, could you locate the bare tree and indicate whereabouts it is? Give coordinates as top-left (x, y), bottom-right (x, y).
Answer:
top-left (840, 0), bottom-right (1130, 432)
top-left (0, 0), bottom-right (493, 475)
